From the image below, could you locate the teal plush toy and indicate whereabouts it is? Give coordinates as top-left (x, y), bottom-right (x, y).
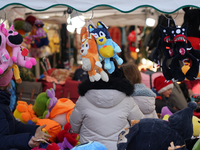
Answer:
top-left (88, 21), bottom-right (123, 74)
top-left (71, 141), bottom-right (107, 150)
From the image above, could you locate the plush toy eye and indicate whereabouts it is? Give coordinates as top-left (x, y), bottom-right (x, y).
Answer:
top-left (91, 33), bottom-right (99, 39)
top-left (82, 43), bottom-right (84, 48)
top-left (85, 42), bottom-right (89, 49)
top-left (99, 31), bottom-right (106, 37)
top-left (8, 30), bottom-right (13, 34)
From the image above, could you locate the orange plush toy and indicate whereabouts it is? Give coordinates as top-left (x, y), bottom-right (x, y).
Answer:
top-left (80, 27), bottom-right (109, 82)
top-left (13, 101), bottom-right (38, 124)
top-left (48, 98), bottom-right (75, 127)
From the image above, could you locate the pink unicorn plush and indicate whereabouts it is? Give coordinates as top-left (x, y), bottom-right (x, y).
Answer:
top-left (4, 25), bottom-right (36, 69)
top-left (0, 24), bottom-right (13, 74)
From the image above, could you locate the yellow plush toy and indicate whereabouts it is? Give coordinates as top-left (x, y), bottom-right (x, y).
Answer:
top-left (6, 45), bottom-right (22, 84)
top-left (192, 116), bottom-right (200, 137)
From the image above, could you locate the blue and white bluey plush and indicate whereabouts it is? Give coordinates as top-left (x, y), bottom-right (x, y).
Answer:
top-left (71, 141), bottom-right (107, 150)
top-left (88, 21), bottom-right (123, 74)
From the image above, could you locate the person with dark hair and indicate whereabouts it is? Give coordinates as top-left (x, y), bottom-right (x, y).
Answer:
top-left (0, 68), bottom-right (50, 150)
top-left (121, 62), bottom-right (158, 118)
top-left (69, 65), bottom-right (144, 150)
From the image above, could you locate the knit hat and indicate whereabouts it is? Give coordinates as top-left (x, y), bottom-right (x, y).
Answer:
top-left (154, 75), bottom-right (173, 94)
top-left (0, 69), bottom-right (13, 86)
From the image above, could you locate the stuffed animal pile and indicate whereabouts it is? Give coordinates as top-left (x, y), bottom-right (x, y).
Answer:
top-left (13, 88), bottom-right (80, 149)
top-left (79, 21), bottom-right (123, 82)
top-left (153, 23), bottom-right (200, 82)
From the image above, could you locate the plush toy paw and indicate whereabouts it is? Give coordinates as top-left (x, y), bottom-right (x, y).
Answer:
top-left (30, 58), bottom-right (37, 65)
top-left (104, 62), bottom-right (111, 70)
top-left (95, 61), bottom-right (102, 68)
top-left (12, 56), bottom-right (17, 63)
top-left (93, 73), bottom-right (101, 81)
top-left (100, 70), bottom-right (109, 82)
top-left (114, 46), bottom-right (122, 53)
top-left (116, 57), bottom-right (123, 65)
top-left (4, 54), bottom-right (9, 60)
top-left (0, 68), bottom-right (3, 75)
top-left (25, 61), bottom-right (33, 69)
top-left (89, 76), bottom-right (95, 82)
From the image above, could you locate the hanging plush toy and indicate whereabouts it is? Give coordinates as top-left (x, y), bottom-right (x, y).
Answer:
top-left (88, 21), bottom-right (123, 74)
top-left (168, 23), bottom-right (200, 81)
top-left (80, 26), bottom-right (109, 82)
top-left (152, 25), bottom-right (174, 80)
top-left (31, 20), bottom-right (49, 48)
top-left (4, 25), bottom-right (36, 69)
top-left (0, 24), bottom-right (13, 74)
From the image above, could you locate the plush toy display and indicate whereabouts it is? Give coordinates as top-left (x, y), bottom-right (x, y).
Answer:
top-left (71, 141), bottom-right (107, 150)
top-left (0, 24), bottom-right (13, 75)
top-left (57, 122), bottom-right (80, 147)
top-left (4, 25), bottom-right (36, 69)
top-left (88, 21), bottom-right (123, 74)
top-left (80, 26), bottom-right (109, 82)
top-left (153, 22), bottom-right (200, 81)
top-left (117, 102), bottom-right (197, 150)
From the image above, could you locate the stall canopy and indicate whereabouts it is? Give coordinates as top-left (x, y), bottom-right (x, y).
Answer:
top-left (0, 0), bottom-right (200, 26)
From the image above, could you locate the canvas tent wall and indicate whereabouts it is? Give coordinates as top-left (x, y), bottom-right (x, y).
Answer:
top-left (0, 0), bottom-right (200, 27)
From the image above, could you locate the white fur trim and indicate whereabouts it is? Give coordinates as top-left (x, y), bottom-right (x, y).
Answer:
top-left (157, 83), bottom-right (174, 94)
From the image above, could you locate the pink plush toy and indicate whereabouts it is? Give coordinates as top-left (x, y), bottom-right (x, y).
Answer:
top-left (0, 24), bottom-right (13, 74)
top-left (4, 25), bottom-right (36, 69)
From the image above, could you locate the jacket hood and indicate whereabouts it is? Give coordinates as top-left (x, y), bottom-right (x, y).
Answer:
top-left (132, 83), bottom-right (156, 97)
top-left (0, 89), bottom-right (11, 105)
top-left (78, 77), bottom-right (134, 96)
top-left (84, 89), bottom-right (127, 108)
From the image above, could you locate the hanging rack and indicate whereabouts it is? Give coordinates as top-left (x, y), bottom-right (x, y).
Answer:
top-left (162, 10), bottom-right (179, 27)
top-left (0, 9), bottom-right (6, 25)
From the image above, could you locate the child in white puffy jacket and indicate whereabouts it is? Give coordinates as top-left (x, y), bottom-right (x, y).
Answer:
top-left (121, 62), bottom-right (158, 118)
top-left (69, 65), bottom-right (144, 150)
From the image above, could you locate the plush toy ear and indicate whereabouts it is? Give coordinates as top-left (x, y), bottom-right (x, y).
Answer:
top-left (81, 27), bottom-right (87, 41)
top-left (97, 21), bottom-right (108, 29)
top-left (46, 89), bottom-right (52, 98)
top-left (88, 24), bottom-right (95, 32)
top-left (0, 24), bottom-right (8, 36)
top-left (0, 23), bottom-right (4, 32)
top-left (9, 25), bottom-right (14, 31)
top-left (182, 7), bottom-right (190, 12)
top-left (50, 88), bottom-right (55, 97)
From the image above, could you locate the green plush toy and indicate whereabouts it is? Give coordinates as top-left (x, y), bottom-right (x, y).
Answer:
top-left (32, 88), bottom-right (57, 119)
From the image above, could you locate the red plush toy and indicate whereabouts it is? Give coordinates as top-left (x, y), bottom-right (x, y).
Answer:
top-left (57, 122), bottom-right (80, 147)
top-left (46, 143), bottom-right (60, 150)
